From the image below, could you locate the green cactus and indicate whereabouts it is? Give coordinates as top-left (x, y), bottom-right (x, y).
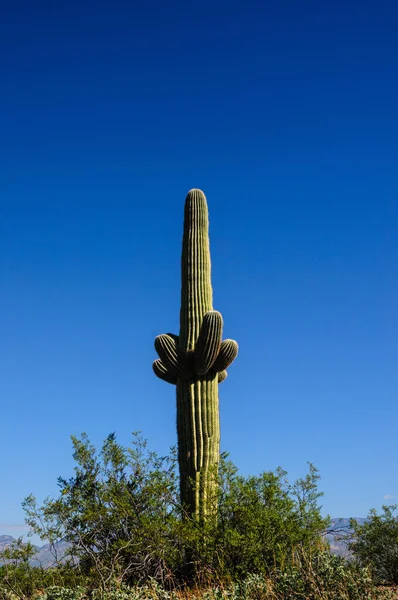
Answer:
top-left (153, 189), bottom-right (238, 520)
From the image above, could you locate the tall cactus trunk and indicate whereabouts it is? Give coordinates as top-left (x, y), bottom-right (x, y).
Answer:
top-left (153, 189), bottom-right (238, 521)
top-left (177, 378), bottom-right (219, 519)
top-left (178, 190), bottom-right (218, 519)
top-left (179, 190), bottom-right (212, 350)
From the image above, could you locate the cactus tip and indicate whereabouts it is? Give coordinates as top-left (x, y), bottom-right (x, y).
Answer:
top-left (186, 188), bottom-right (206, 199)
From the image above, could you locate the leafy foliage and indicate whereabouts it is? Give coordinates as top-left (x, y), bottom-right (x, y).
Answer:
top-left (3, 433), bottom-right (327, 591)
top-left (350, 505), bottom-right (398, 584)
top-left (22, 433), bottom-right (183, 588)
top-left (2, 432), bottom-right (394, 599)
top-left (12, 562), bottom-right (397, 600)
top-left (194, 460), bottom-right (328, 581)
top-left (274, 549), bottom-right (377, 600)
top-left (0, 537), bottom-right (38, 599)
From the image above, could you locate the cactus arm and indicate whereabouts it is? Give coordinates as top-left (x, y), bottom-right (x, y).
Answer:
top-left (152, 359), bottom-right (178, 385)
top-left (212, 339), bottom-right (239, 373)
top-left (217, 370), bottom-right (228, 383)
top-left (155, 334), bottom-right (193, 380)
top-left (194, 311), bottom-right (223, 375)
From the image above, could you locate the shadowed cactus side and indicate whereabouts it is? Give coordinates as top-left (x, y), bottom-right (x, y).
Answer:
top-left (153, 189), bottom-right (238, 520)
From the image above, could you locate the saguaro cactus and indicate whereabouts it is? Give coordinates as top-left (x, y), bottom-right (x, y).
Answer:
top-left (153, 189), bottom-right (238, 520)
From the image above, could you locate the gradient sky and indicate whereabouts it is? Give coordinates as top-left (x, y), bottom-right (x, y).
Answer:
top-left (1, 0), bottom-right (397, 541)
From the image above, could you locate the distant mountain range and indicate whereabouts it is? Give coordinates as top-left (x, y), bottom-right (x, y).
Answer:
top-left (0, 519), bottom-right (367, 566)
top-left (0, 536), bottom-right (15, 550)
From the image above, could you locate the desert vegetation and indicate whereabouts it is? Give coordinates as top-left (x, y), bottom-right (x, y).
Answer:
top-left (2, 191), bottom-right (396, 599)
top-left (1, 432), bottom-right (398, 599)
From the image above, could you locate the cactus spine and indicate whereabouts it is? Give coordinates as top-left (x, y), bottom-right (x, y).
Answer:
top-left (153, 189), bottom-right (238, 520)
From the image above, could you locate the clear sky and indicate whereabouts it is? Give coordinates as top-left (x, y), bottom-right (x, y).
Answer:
top-left (1, 0), bottom-right (397, 541)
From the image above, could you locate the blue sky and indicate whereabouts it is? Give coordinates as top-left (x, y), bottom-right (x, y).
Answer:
top-left (1, 0), bottom-right (397, 541)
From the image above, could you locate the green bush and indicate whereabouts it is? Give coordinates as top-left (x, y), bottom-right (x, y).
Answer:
top-left (37, 587), bottom-right (86, 600)
top-left (15, 433), bottom-right (329, 590)
top-left (7, 433), bottom-right (389, 599)
top-left (192, 460), bottom-right (328, 581)
top-left (350, 505), bottom-right (398, 585)
top-left (30, 562), bottom-right (397, 600)
top-left (274, 550), bottom-right (376, 600)
top-left (22, 433), bottom-right (184, 588)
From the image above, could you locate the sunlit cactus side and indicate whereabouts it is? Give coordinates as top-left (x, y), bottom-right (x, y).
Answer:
top-left (153, 189), bottom-right (238, 521)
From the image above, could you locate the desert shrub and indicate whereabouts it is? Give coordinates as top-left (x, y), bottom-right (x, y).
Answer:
top-left (0, 537), bottom-right (58, 599)
top-left (22, 433), bottom-right (184, 589)
top-left (5, 433), bottom-right (330, 593)
top-left (31, 564), bottom-right (397, 600)
top-left (274, 549), bottom-right (376, 600)
top-left (37, 587), bottom-right (86, 600)
top-left (350, 505), bottom-right (398, 585)
top-left (188, 460), bottom-right (328, 582)
top-left (0, 536), bottom-right (85, 599)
